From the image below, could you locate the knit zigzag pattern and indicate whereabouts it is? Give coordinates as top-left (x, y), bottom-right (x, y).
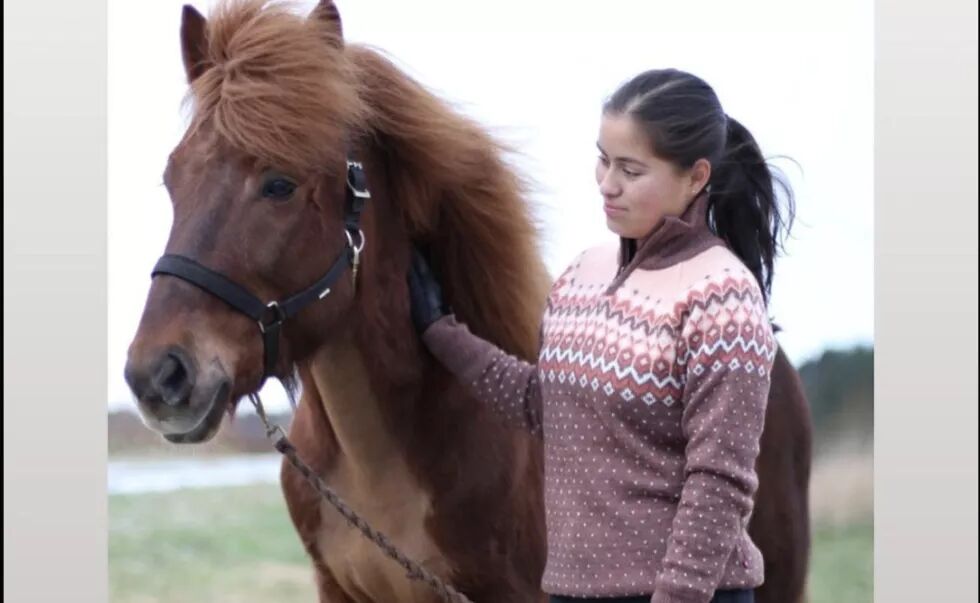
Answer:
top-left (540, 272), bottom-right (775, 410)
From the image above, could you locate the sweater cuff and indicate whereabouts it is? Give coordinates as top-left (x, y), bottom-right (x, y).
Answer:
top-left (420, 314), bottom-right (492, 381)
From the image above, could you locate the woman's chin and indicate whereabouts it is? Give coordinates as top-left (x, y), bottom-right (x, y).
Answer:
top-left (605, 215), bottom-right (629, 237)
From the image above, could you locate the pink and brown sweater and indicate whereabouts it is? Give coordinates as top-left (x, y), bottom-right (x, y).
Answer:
top-left (422, 195), bottom-right (777, 603)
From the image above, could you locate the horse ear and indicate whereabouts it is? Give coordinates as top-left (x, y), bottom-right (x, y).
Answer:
top-left (180, 4), bottom-right (210, 84)
top-left (310, 0), bottom-right (344, 47)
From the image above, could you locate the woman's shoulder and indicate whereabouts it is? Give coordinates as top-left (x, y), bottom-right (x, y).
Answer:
top-left (679, 245), bottom-right (762, 294)
top-left (675, 246), bottom-right (773, 339)
top-left (551, 242), bottom-right (619, 287)
top-left (577, 241), bottom-right (620, 273)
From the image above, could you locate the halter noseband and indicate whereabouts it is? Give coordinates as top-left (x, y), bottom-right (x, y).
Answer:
top-left (150, 159), bottom-right (371, 382)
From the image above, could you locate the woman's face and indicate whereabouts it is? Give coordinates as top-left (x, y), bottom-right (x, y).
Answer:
top-left (595, 112), bottom-right (708, 239)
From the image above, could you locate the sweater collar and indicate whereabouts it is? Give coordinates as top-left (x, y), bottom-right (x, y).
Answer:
top-left (606, 192), bottom-right (722, 293)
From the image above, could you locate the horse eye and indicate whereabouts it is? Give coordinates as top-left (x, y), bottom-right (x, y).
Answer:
top-left (261, 178), bottom-right (297, 200)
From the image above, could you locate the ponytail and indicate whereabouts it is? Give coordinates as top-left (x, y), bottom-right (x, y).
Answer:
top-left (707, 115), bottom-right (795, 304)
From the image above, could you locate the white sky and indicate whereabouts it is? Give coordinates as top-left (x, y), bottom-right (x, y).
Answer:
top-left (108, 0), bottom-right (874, 412)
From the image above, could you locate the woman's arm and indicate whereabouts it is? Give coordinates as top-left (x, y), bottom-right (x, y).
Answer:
top-left (409, 249), bottom-right (543, 435)
top-left (652, 277), bottom-right (776, 603)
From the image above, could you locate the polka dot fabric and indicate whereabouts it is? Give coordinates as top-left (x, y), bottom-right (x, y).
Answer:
top-left (424, 224), bottom-right (775, 603)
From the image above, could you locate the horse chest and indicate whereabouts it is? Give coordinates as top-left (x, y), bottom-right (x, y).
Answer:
top-left (313, 455), bottom-right (452, 603)
top-left (300, 342), bottom-right (456, 601)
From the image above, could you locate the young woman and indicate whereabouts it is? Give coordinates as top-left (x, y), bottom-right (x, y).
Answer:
top-left (409, 68), bottom-right (794, 603)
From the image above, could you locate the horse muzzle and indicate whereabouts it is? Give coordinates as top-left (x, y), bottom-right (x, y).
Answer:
top-left (124, 344), bottom-right (232, 443)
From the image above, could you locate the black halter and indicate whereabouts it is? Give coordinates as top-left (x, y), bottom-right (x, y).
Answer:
top-left (150, 159), bottom-right (371, 382)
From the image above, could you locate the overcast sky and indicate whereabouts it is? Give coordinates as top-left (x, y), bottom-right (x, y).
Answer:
top-left (108, 0), bottom-right (873, 412)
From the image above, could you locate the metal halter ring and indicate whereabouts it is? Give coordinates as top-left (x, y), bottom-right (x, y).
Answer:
top-left (257, 301), bottom-right (285, 334)
top-left (345, 228), bottom-right (366, 254)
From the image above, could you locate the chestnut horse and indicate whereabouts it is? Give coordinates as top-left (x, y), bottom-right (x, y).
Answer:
top-left (123, 1), bottom-right (812, 602)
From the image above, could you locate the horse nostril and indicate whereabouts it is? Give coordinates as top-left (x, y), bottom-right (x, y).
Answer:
top-left (152, 351), bottom-right (194, 407)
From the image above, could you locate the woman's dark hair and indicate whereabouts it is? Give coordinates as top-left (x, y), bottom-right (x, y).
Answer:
top-left (603, 68), bottom-right (795, 304)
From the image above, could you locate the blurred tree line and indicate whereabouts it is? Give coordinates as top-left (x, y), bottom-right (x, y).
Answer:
top-left (797, 344), bottom-right (874, 453)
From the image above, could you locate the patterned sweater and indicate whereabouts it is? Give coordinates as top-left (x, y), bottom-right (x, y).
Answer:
top-left (422, 195), bottom-right (776, 603)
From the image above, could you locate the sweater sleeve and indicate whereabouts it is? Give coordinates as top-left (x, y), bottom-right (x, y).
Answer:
top-left (651, 276), bottom-right (776, 603)
top-left (422, 315), bottom-right (543, 436)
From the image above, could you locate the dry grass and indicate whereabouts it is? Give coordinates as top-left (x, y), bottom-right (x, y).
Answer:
top-left (809, 440), bottom-right (874, 528)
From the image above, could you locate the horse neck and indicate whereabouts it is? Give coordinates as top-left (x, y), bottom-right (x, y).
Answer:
top-left (296, 324), bottom-right (403, 470)
top-left (294, 143), bottom-right (434, 477)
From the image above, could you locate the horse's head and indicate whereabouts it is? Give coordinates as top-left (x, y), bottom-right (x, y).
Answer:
top-left (124, 0), bottom-right (367, 443)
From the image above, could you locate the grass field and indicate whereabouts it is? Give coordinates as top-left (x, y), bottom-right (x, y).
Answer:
top-left (110, 451), bottom-right (874, 603)
top-left (808, 520), bottom-right (874, 603)
top-left (110, 484), bottom-right (315, 603)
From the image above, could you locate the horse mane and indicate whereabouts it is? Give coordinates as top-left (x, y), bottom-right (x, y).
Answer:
top-left (347, 45), bottom-right (552, 359)
top-left (190, 0), bottom-right (552, 362)
top-left (185, 0), bottom-right (366, 175)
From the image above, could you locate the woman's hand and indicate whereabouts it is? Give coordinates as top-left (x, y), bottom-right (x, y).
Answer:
top-left (408, 247), bottom-right (450, 333)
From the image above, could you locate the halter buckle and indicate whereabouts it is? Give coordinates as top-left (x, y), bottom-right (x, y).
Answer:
top-left (346, 161), bottom-right (372, 200)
